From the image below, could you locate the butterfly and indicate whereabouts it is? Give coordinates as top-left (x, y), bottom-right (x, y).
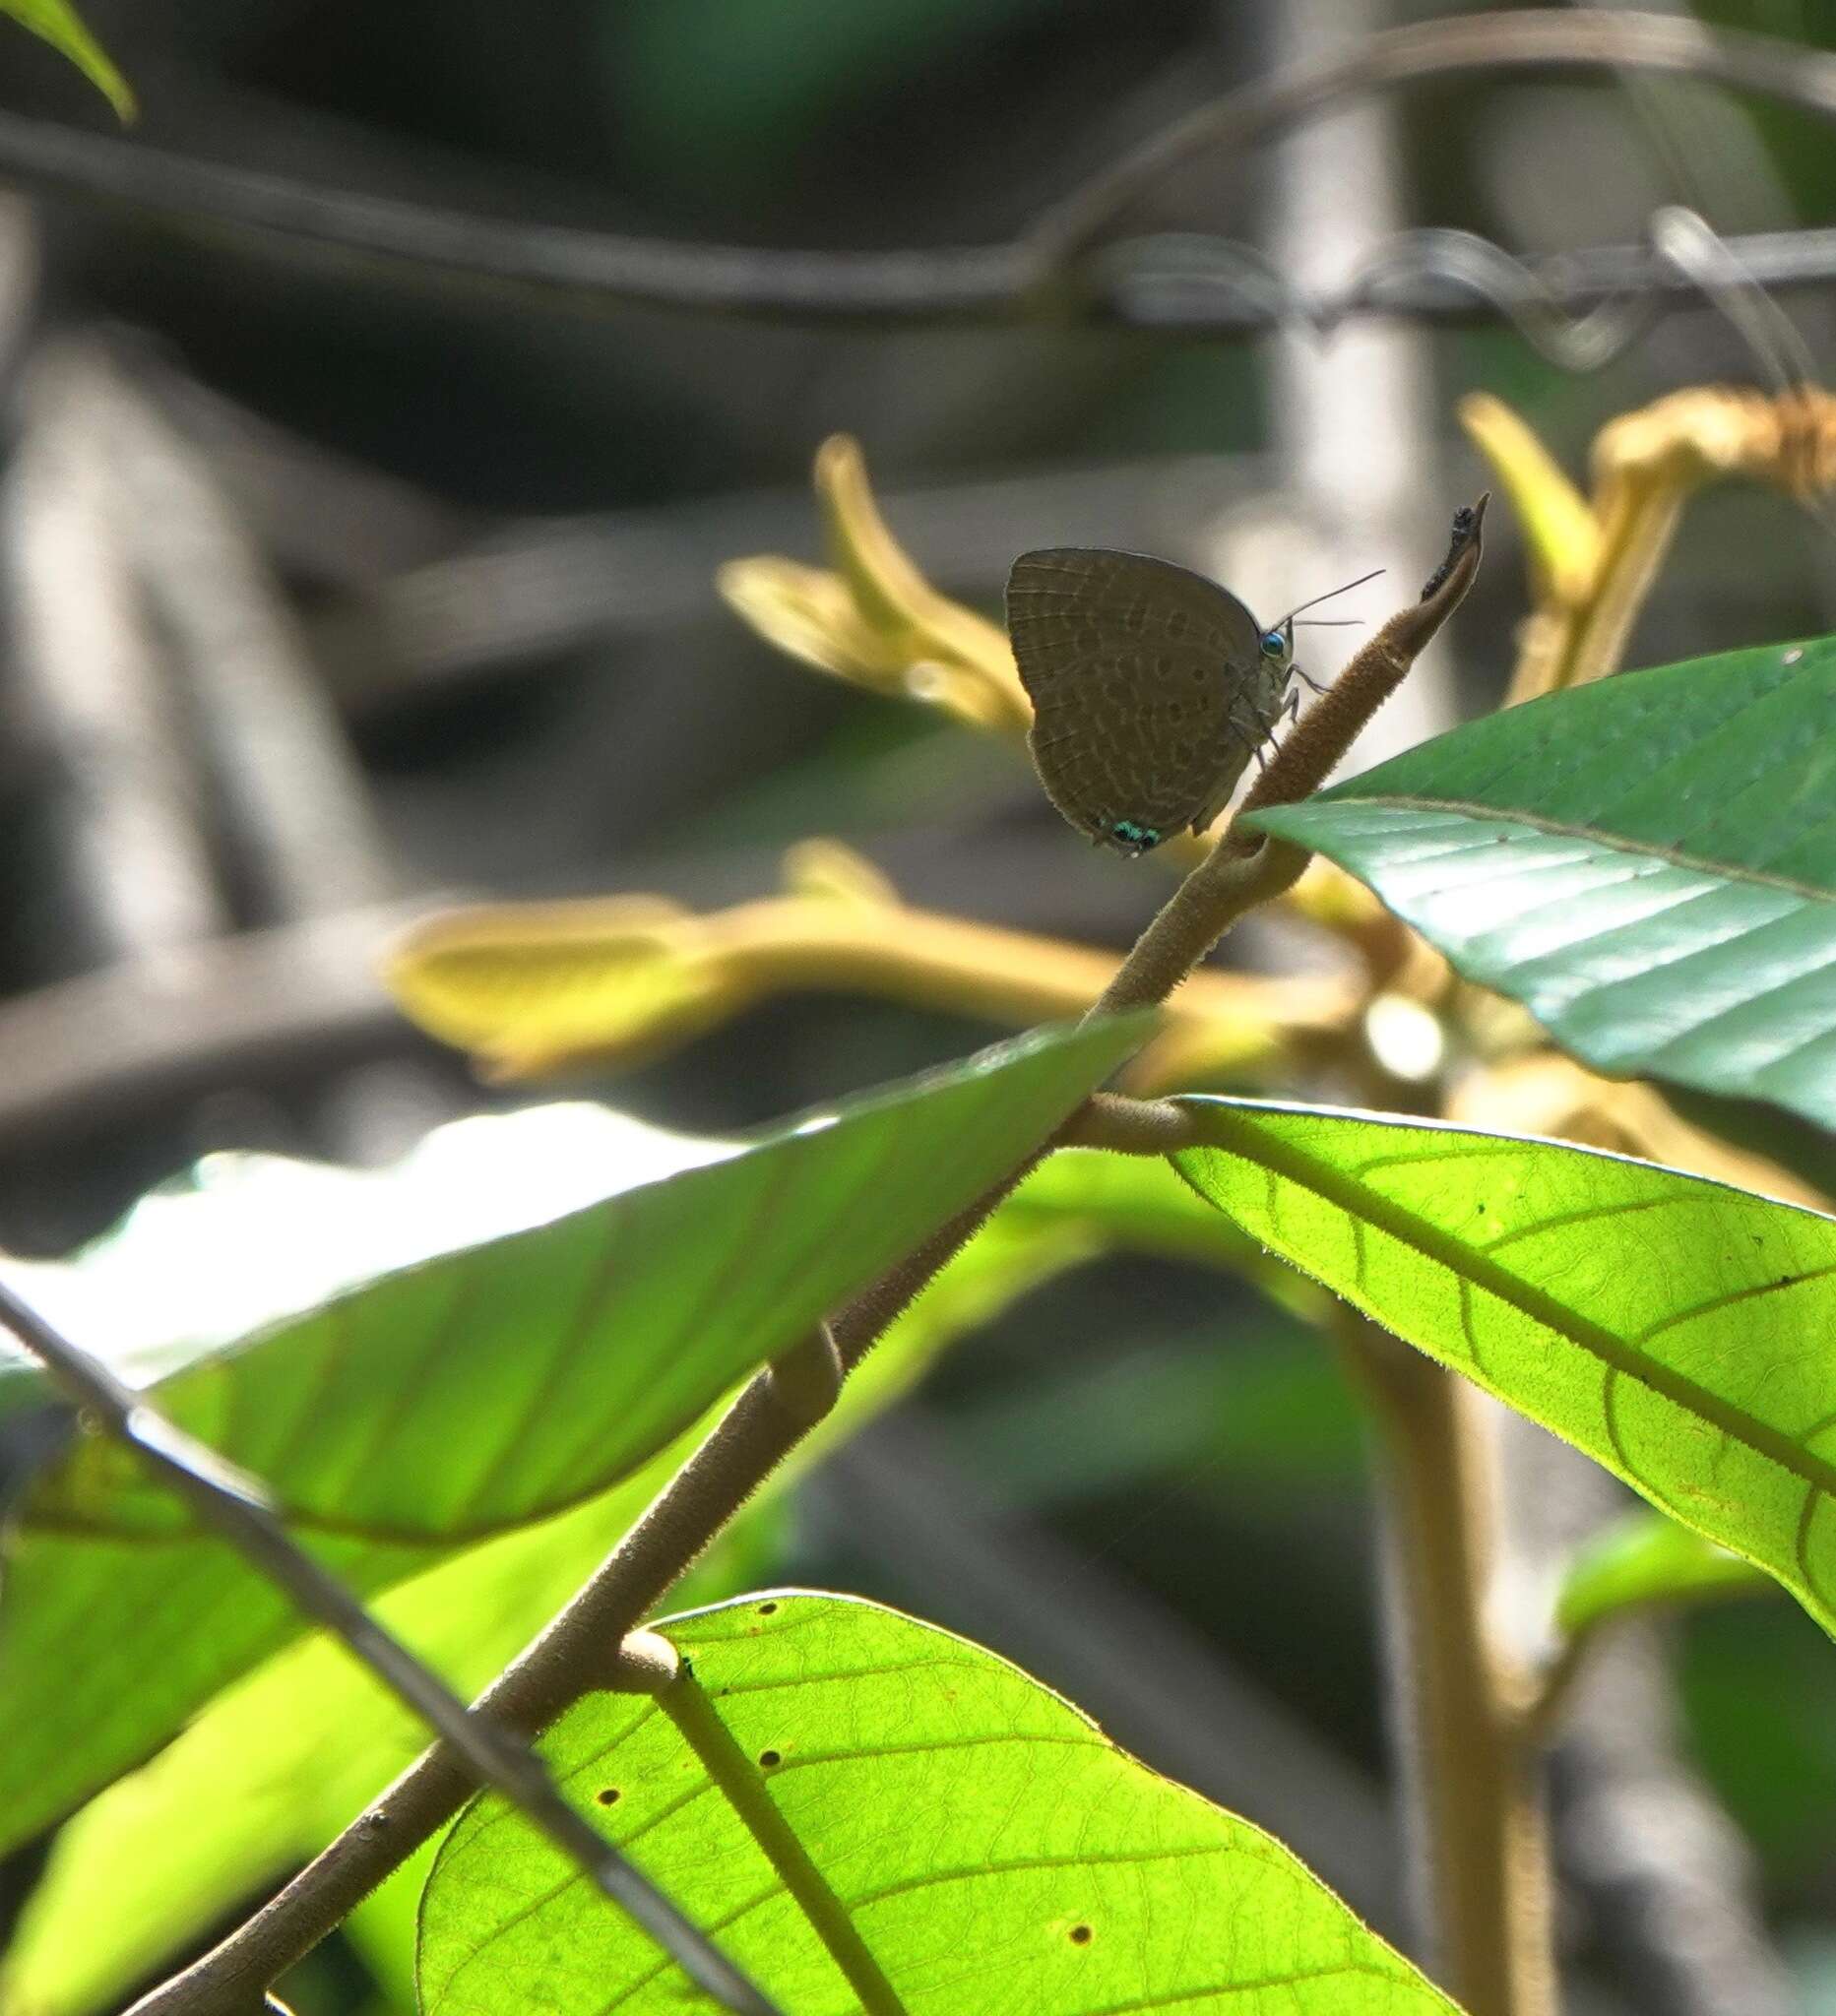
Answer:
top-left (1005, 548), bottom-right (1369, 855)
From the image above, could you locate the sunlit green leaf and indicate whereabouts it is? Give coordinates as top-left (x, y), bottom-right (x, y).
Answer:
top-left (0, 1144), bottom-right (1279, 2015)
top-left (418, 1593), bottom-right (1454, 2016)
top-left (0, 1201), bottom-right (1090, 2016)
top-left (1247, 639), bottom-right (1836, 1130)
top-left (0, 1017), bottom-right (1144, 1855)
top-left (1171, 1100), bottom-right (1836, 1637)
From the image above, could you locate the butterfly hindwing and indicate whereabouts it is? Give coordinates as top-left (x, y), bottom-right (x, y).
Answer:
top-left (1006, 547), bottom-right (1286, 852)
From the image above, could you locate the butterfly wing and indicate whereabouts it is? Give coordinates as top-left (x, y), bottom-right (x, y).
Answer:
top-left (1006, 548), bottom-right (1277, 852)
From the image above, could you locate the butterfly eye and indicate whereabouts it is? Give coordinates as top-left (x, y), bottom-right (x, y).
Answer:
top-left (1259, 630), bottom-right (1287, 659)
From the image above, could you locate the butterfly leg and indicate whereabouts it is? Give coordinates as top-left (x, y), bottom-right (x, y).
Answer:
top-left (1294, 665), bottom-right (1327, 695)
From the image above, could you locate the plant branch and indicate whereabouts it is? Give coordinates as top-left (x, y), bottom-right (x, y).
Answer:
top-left (1338, 1317), bottom-right (1552, 2016)
top-left (0, 19), bottom-right (1828, 332)
top-left (1062, 1094), bottom-right (1201, 1155)
top-left (0, 1281), bottom-right (785, 2016)
top-left (123, 503), bottom-right (1484, 2016)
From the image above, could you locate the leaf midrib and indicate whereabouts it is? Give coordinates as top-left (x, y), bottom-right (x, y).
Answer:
top-left (1279, 795), bottom-right (1836, 907)
top-left (1175, 1108), bottom-right (1836, 1511)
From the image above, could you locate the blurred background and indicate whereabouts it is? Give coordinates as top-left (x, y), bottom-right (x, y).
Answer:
top-left (0, 2), bottom-right (1830, 2012)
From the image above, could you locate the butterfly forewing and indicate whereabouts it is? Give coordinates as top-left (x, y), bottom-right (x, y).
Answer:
top-left (1006, 547), bottom-right (1286, 852)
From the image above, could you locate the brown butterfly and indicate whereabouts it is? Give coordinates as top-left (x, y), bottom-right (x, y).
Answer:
top-left (1006, 548), bottom-right (1370, 855)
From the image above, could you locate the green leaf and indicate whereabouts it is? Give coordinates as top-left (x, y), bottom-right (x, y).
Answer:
top-left (1246, 639), bottom-right (1836, 1131)
top-left (0, 1016), bottom-right (1143, 1855)
top-left (418, 1593), bottom-right (1454, 2016)
top-left (0, 1143), bottom-right (1276, 2016)
top-left (1555, 1510), bottom-right (1771, 1641)
top-left (0, 1197), bottom-right (1088, 2016)
top-left (1171, 1099), bottom-right (1836, 1637)
top-left (2, 0), bottom-right (132, 116)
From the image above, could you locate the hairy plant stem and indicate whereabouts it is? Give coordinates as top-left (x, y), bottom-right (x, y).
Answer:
top-left (125, 501), bottom-right (1484, 2016)
top-left (1338, 1316), bottom-right (1553, 2016)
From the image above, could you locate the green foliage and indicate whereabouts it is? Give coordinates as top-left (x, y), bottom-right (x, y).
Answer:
top-left (601, 0), bottom-right (1054, 188)
top-left (0, 1018), bottom-right (1142, 1857)
top-left (0, 1124), bottom-right (1209, 2014)
top-left (417, 1593), bottom-right (1454, 2016)
top-left (1681, 1601), bottom-right (1836, 1885)
top-left (1248, 638), bottom-right (1836, 1131)
top-left (1555, 1510), bottom-right (1771, 1641)
top-left (1, 0), bottom-right (131, 116)
top-left (10, 453), bottom-right (1836, 2014)
top-left (1171, 1101), bottom-right (1836, 1637)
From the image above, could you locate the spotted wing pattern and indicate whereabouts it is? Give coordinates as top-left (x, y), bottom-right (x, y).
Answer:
top-left (1005, 547), bottom-right (1290, 854)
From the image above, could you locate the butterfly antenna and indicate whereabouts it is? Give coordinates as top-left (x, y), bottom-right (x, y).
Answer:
top-left (1280, 567), bottom-right (1384, 625)
top-left (1294, 616), bottom-right (1362, 628)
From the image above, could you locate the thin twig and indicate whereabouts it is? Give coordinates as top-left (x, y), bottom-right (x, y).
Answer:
top-left (1062, 1094), bottom-right (1204, 1154)
top-left (121, 503), bottom-right (1485, 2016)
top-left (0, 18), bottom-right (1828, 330)
top-left (0, 1283), bottom-right (784, 2016)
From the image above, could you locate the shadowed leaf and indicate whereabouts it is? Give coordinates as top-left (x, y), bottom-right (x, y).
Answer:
top-left (0, 1152), bottom-right (1280, 2014)
top-left (0, 1017), bottom-right (1144, 1854)
top-left (1247, 639), bottom-right (1836, 1131)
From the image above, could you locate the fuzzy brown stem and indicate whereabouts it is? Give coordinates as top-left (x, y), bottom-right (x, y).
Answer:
top-left (1340, 1318), bottom-right (1553, 2016)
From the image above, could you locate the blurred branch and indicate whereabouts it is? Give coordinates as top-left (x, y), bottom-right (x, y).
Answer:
top-left (1027, 10), bottom-right (1836, 259)
top-left (0, 900), bottom-right (440, 1153)
top-left (327, 451), bottom-right (1269, 702)
top-left (1500, 1427), bottom-right (1796, 2016)
top-left (2, 343), bottom-right (227, 965)
top-left (0, 15), bottom-right (1829, 340)
top-left (139, 351), bottom-right (467, 590)
top-left (0, 1279), bottom-right (782, 2016)
top-left (1551, 1624), bottom-right (1796, 2016)
top-left (84, 341), bottom-right (398, 918)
